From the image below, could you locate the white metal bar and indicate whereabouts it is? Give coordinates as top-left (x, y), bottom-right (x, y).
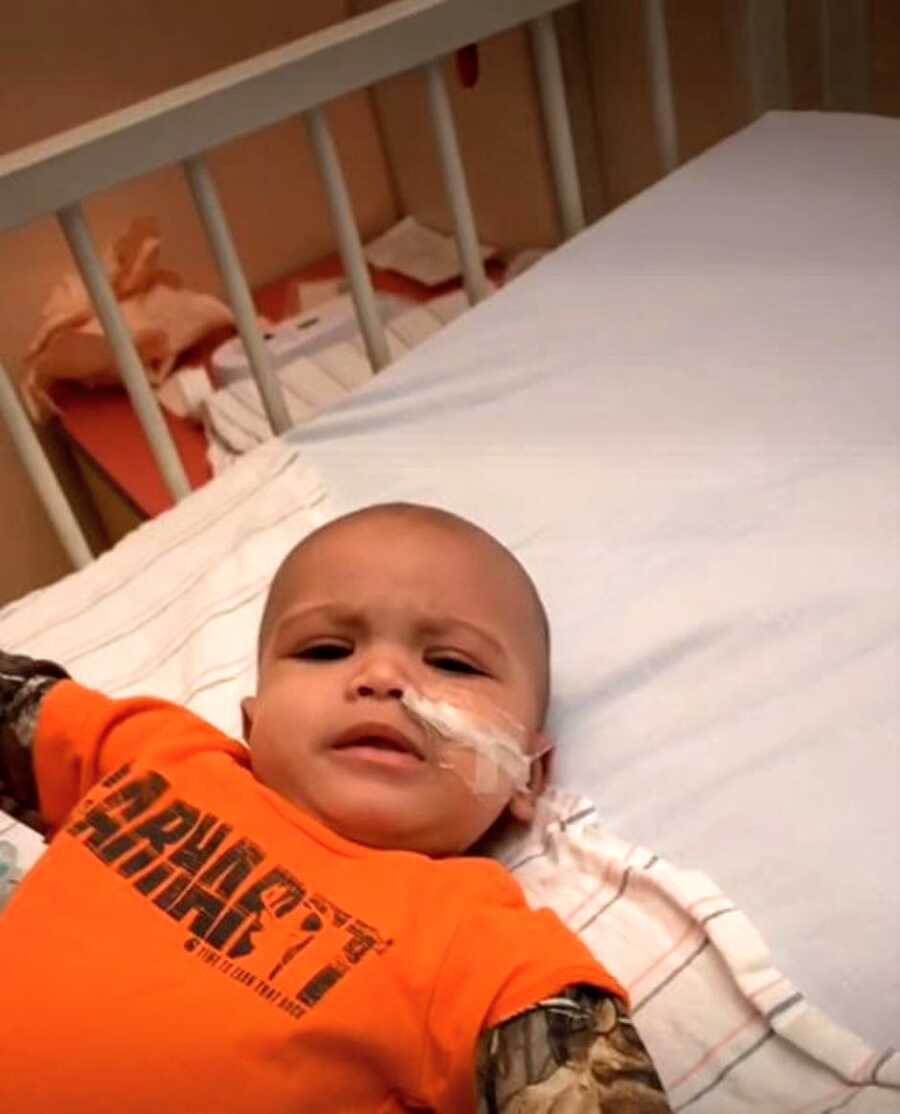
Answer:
top-left (0, 361), bottom-right (92, 568)
top-left (643, 0), bottom-right (679, 174)
top-left (423, 62), bottom-right (490, 305)
top-left (304, 107), bottom-right (390, 373)
top-left (0, 0), bottom-right (577, 235)
top-left (57, 204), bottom-right (191, 503)
top-left (528, 14), bottom-right (585, 239)
top-left (183, 155), bottom-right (290, 434)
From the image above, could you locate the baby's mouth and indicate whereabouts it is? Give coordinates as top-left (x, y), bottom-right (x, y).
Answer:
top-left (332, 723), bottom-right (426, 762)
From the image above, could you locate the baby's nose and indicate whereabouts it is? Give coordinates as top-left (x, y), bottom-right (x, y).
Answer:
top-left (349, 655), bottom-right (407, 701)
top-left (354, 679), bottom-right (403, 699)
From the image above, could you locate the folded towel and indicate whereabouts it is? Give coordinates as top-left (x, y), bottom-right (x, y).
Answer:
top-left (201, 289), bottom-right (472, 473)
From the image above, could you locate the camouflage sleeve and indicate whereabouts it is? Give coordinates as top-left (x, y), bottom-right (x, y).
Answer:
top-left (0, 651), bottom-right (69, 831)
top-left (476, 984), bottom-right (671, 1113)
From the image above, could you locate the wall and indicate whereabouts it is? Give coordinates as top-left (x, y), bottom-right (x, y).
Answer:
top-left (360, 0), bottom-right (899, 234)
top-left (0, 0), bottom-right (399, 605)
top-left (352, 0), bottom-right (565, 249)
top-left (1, 0), bottom-right (897, 604)
top-left (358, 0), bottom-right (760, 239)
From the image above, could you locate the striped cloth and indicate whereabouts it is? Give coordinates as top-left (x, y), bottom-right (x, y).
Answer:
top-left (0, 439), bottom-right (897, 1110)
top-left (204, 289), bottom-right (474, 473)
top-left (497, 788), bottom-right (900, 1112)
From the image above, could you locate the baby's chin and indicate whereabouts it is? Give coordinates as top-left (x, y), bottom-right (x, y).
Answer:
top-left (251, 751), bottom-right (502, 856)
top-left (321, 804), bottom-right (477, 858)
top-left (328, 795), bottom-right (524, 858)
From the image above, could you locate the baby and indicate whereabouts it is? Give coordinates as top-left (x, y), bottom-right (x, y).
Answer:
top-left (0, 503), bottom-right (670, 1112)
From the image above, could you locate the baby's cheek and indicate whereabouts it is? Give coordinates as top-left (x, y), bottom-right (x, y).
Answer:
top-left (249, 699), bottom-right (301, 768)
top-left (249, 726), bottom-right (307, 803)
top-left (257, 688), bottom-right (308, 733)
top-left (436, 746), bottom-right (477, 787)
top-left (436, 751), bottom-right (513, 829)
top-left (418, 682), bottom-right (523, 733)
top-left (404, 684), bottom-right (531, 797)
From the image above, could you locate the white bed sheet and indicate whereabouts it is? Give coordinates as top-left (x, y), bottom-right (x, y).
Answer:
top-left (278, 112), bottom-right (899, 1048)
top-left (1, 111), bottom-right (896, 1058)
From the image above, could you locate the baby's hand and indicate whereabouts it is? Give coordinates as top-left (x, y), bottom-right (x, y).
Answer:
top-left (1, 650), bottom-right (70, 827)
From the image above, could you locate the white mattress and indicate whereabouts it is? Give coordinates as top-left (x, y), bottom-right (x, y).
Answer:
top-left (283, 112), bottom-right (900, 1048)
top-left (1, 112), bottom-right (897, 1055)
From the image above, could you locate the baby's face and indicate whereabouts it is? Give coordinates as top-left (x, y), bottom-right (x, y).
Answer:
top-left (243, 514), bottom-right (548, 856)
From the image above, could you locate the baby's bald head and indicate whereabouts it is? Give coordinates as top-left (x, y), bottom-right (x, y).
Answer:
top-left (258, 503), bottom-right (551, 725)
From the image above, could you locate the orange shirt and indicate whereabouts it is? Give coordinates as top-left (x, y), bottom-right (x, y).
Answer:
top-left (0, 682), bottom-right (623, 1113)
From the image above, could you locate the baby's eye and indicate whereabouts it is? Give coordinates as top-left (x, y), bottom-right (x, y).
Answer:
top-left (294, 642), bottom-right (352, 661)
top-left (427, 655), bottom-right (485, 676)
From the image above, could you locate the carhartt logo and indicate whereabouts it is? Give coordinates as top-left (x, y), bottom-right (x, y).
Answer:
top-left (65, 763), bottom-right (392, 1020)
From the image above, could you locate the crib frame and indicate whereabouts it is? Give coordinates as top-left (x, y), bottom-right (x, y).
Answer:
top-left (0, 0), bottom-right (847, 571)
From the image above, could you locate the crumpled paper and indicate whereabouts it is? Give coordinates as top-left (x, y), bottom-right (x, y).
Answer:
top-left (23, 217), bottom-right (233, 421)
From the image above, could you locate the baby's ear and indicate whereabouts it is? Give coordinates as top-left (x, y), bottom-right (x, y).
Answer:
top-left (509, 732), bottom-right (553, 823)
top-left (240, 696), bottom-right (256, 743)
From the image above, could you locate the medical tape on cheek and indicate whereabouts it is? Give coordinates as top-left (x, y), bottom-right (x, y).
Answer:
top-left (400, 689), bottom-right (532, 796)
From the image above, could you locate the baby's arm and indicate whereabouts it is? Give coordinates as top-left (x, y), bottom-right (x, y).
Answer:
top-left (0, 651), bottom-right (70, 831)
top-left (476, 983), bottom-right (671, 1112)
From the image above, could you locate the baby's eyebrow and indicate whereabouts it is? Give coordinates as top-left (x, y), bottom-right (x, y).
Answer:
top-left (274, 603), bottom-right (363, 635)
top-left (417, 617), bottom-right (507, 661)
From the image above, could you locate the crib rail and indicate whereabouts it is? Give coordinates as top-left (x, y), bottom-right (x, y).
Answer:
top-left (0, 0), bottom-right (590, 568)
top-left (0, 0), bottom-right (575, 235)
top-left (0, 0), bottom-right (851, 573)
